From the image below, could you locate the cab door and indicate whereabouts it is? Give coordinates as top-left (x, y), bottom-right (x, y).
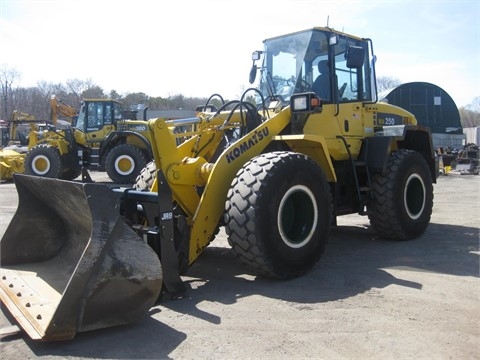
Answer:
top-left (333, 42), bottom-right (368, 139)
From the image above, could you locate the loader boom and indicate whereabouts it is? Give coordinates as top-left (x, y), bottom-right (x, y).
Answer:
top-left (148, 108), bottom-right (292, 263)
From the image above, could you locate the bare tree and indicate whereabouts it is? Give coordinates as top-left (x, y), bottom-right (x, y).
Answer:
top-left (459, 102), bottom-right (480, 128)
top-left (82, 85), bottom-right (106, 99)
top-left (467, 96), bottom-right (480, 113)
top-left (0, 64), bottom-right (21, 120)
top-left (109, 89), bottom-right (122, 101)
top-left (376, 76), bottom-right (402, 93)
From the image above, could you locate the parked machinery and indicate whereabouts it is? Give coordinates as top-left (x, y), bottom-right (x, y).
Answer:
top-left (0, 111), bottom-right (46, 181)
top-left (23, 96), bottom-right (153, 183)
top-left (0, 27), bottom-right (436, 341)
top-left (451, 143), bottom-right (479, 175)
top-left (1, 97), bottom-right (153, 183)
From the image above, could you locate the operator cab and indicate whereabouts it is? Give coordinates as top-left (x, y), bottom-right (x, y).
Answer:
top-left (250, 27), bottom-right (378, 107)
top-left (75, 100), bottom-right (124, 133)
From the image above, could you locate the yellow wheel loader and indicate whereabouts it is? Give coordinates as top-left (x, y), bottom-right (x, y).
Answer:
top-left (0, 27), bottom-right (436, 341)
top-left (24, 96), bottom-right (153, 183)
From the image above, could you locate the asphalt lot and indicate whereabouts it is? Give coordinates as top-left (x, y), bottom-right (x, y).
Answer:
top-left (0, 172), bottom-right (479, 359)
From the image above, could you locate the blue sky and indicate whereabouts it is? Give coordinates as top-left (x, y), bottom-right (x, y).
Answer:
top-left (1, 0), bottom-right (479, 107)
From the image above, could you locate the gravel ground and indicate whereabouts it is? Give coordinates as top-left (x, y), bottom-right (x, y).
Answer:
top-left (0, 171), bottom-right (479, 359)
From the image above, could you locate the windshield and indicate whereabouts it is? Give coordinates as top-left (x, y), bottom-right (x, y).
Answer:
top-left (75, 103), bottom-right (86, 130)
top-left (257, 30), bottom-right (329, 103)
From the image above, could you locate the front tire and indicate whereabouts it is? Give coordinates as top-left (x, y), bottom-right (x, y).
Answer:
top-left (135, 161), bottom-right (157, 191)
top-left (24, 144), bottom-right (63, 178)
top-left (368, 149), bottom-right (433, 240)
top-left (225, 151), bottom-right (332, 279)
top-left (105, 144), bottom-right (147, 184)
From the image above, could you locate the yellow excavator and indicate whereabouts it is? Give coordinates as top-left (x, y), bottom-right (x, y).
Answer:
top-left (0, 27), bottom-right (436, 341)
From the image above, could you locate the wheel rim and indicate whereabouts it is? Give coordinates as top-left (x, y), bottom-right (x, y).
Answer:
top-left (277, 185), bottom-right (318, 248)
top-left (404, 173), bottom-right (426, 220)
top-left (32, 155), bottom-right (50, 175)
top-left (114, 155), bottom-right (135, 176)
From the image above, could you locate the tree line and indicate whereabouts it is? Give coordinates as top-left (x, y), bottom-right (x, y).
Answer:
top-left (1, 65), bottom-right (479, 128)
top-left (0, 68), bottom-right (211, 121)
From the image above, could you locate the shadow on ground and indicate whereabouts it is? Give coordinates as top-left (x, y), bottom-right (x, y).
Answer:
top-left (3, 222), bottom-right (478, 359)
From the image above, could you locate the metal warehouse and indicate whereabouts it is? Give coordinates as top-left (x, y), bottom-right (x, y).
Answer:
top-left (379, 82), bottom-right (464, 148)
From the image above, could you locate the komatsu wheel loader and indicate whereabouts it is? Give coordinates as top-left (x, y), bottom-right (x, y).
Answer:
top-left (23, 96), bottom-right (153, 183)
top-left (0, 27), bottom-right (436, 341)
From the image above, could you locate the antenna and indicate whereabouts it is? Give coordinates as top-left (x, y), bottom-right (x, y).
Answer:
top-left (326, 15), bottom-right (329, 27)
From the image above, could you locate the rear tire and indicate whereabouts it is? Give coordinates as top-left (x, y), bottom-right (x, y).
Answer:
top-left (105, 144), bottom-right (147, 184)
top-left (24, 144), bottom-right (63, 178)
top-left (225, 151), bottom-right (332, 279)
top-left (368, 149), bottom-right (433, 240)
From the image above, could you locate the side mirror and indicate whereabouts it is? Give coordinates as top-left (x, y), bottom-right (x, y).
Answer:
top-left (249, 64), bottom-right (257, 84)
top-left (249, 51), bottom-right (262, 84)
top-left (252, 51), bottom-right (261, 61)
top-left (345, 46), bottom-right (365, 68)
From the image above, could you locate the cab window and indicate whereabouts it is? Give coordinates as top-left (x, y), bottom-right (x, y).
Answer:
top-left (334, 37), bottom-right (371, 103)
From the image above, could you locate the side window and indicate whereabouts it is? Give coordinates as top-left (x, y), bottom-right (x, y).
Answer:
top-left (87, 103), bottom-right (97, 128)
top-left (86, 103), bottom-right (104, 129)
top-left (96, 105), bottom-right (103, 126)
top-left (104, 103), bottom-right (112, 125)
top-left (334, 39), bottom-right (370, 103)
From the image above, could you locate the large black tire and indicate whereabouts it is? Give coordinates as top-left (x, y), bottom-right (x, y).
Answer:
top-left (105, 144), bottom-right (147, 184)
top-left (225, 151), bottom-right (332, 279)
top-left (135, 160), bottom-right (157, 191)
top-left (24, 144), bottom-right (63, 178)
top-left (367, 149), bottom-right (433, 240)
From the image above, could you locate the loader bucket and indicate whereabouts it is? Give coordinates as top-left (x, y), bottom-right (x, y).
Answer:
top-left (0, 174), bottom-right (163, 341)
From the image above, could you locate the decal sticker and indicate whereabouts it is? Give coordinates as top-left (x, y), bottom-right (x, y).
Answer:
top-left (225, 127), bottom-right (270, 163)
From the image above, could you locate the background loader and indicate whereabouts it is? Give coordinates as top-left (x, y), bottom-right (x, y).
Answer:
top-left (0, 27), bottom-right (436, 341)
top-left (1, 97), bottom-right (153, 183)
top-left (23, 96), bottom-right (153, 183)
